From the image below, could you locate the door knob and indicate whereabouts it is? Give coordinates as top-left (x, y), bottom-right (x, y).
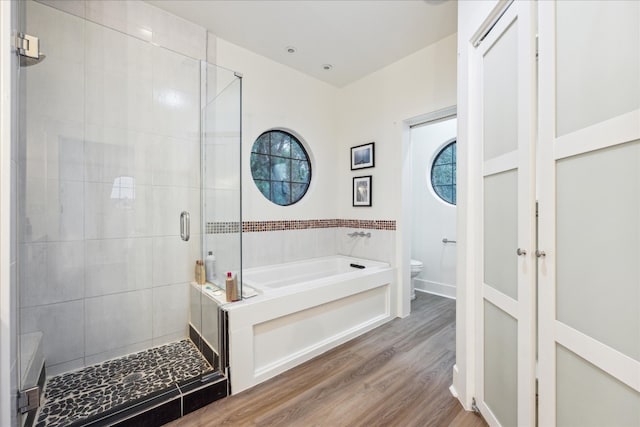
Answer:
top-left (536, 250), bottom-right (546, 258)
top-left (516, 248), bottom-right (527, 256)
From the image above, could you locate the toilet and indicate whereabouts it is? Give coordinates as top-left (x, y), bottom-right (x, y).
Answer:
top-left (410, 259), bottom-right (424, 300)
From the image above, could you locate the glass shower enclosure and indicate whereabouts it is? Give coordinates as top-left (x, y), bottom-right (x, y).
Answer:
top-left (15, 1), bottom-right (241, 425)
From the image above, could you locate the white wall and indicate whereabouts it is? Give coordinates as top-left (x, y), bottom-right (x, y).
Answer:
top-left (336, 33), bottom-right (457, 316)
top-left (410, 118), bottom-right (457, 298)
top-left (455, 0), bottom-right (501, 410)
top-left (215, 38), bottom-right (339, 222)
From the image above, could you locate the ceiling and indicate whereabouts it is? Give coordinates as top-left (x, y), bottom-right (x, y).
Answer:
top-left (148, 0), bottom-right (457, 87)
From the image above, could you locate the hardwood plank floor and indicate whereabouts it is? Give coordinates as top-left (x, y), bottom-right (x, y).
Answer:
top-left (168, 293), bottom-right (487, 427)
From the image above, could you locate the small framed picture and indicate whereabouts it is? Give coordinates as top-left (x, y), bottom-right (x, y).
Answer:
top-left (350, 142), bottom-right (375, 170)
top-left (353, 176), bottom-right (372, 207)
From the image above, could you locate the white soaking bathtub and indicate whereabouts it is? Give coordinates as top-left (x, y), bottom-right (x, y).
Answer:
top-left (225, 255), bottom-right (395, 393)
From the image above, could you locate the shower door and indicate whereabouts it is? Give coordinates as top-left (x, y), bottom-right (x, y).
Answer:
top-left (15, 1), bottom-right (240, 422)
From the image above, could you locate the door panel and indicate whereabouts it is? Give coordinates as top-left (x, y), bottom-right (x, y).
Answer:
top-left (556, 345), bottom-right (640, 427)
top-left (475, 2), bottom-right (537, 426)
top-left (555, 1), bottom-right (640, 137)
top-left (484, 301), bottom-right (518, 427)
top-left (556, 141), bottom-right (640, 361)
top-left (538, 1), bottom-right (640, 426)
top-left (483, 170), bottom-right (518, 300)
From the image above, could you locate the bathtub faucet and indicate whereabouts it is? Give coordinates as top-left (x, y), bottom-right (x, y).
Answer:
top-left (348, 231), bottom-right (371, 238)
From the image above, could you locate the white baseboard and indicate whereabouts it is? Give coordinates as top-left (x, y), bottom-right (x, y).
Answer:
top-left (414, 278), bottom-right (456, 299)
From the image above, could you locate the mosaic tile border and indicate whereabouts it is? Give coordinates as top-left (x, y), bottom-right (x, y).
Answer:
top-left (206, 219), bottom-right (396, 234)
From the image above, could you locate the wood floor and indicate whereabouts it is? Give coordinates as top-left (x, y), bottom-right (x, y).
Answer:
top-left (168, 293), bottom-right (487, 427)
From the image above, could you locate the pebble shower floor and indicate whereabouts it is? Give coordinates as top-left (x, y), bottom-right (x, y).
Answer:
top-left (35, 340), bottom-right (212, 427)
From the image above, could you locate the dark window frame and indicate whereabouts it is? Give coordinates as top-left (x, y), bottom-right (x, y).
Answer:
top-left (250, 130), bottom-right (312, 206)
top-left (430, 140), bottom-right (456, 205)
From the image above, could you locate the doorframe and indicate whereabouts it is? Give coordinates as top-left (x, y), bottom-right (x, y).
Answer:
top-left (400, 105), bottom-right (457, 312)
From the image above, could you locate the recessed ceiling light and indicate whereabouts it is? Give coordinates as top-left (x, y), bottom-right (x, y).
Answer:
top-left (322, 64), bottom-right (333, 71)
top-left (286, 46), bottom-right (296, 54)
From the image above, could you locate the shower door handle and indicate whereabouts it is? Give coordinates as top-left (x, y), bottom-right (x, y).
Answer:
top-left (180, 211), bottom-right (190, 241)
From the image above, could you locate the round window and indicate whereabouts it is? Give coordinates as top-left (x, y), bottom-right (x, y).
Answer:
top-left (431, 140), bottom-right (456, 205)
top-left (250, 130), bottom-right (311, 206)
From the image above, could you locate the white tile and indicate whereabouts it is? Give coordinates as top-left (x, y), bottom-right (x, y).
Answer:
top-left (20, 300), bottom-right (84, 366)
top-left (85, 0), bottom-right (155, 43)
top-left (152, 186), bottom-right (201, 237)
top-left (84, 340), bottom-right (153, 367)
top-left (316, 228), bottom-right (337, 257)
top-left (27, 2), bottom-right (84, 64)
top-left (35, 0), bottom-right (85, 19)
top-left (22, 118), bottom-right (84, 183)
top-left (84, 126), bottom-right (153, 186)
top-left (46, 358), bottom-right (85, 377)
top-left (152, 46), bottom-right (200, 141)
top-left (21, 178), bottom-right (84, 243)
top-left (84, 23), bottom-right (153, 132)
top-left (19, 241), bottom-right (84, 308)
top-left (337, 228), bottom-right (396, 264)
top-left (151, 137), bottom-right (200, 188)
top-left (84, 181), bottom-right (153, 239)
top-left (152, 235), bottom-right (200, 286)
top-left (189, 284), bottom-right (202, 332)
top-left (205, 188), bottom-right (240, 223)
top-left (204, 142), bottom-right (241, 190)
top-left (242, 231), bottom-right (284, 268)
top-left (49, 180), bottom-right (85, 241)
top-left (282, 229), bottom-right (316, 263)
top-left (208, 233), bottom-right (241, 276)
top-left (152, 283), bottom-right (189, 338)
top-left (151, 6), bottom-right (207, 60)
top-left (206, 31), bottom-right (217, 63)
top-left (152, 331), bottom-right (186, 348)
top-left (84, 290), bottom-right (153, 357)
top-left (84, 238), bottom-right (153, 297)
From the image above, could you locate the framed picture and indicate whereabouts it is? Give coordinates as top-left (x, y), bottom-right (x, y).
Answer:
top-left (353, 176), bottom-right (372, 207)
top-left (350, 142), bottom-right (375, 170)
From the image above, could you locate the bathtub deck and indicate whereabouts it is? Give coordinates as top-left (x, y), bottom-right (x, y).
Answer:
top-left (168, 293), bottom-right (487, 427)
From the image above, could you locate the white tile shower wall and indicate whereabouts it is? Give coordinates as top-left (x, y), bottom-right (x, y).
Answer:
top-left (84, 290), bottom-right (153, 357)
top-left (152, 283), bottom-right (189, 338)
top-left (20, 300), bottom-right (85, 366)
top-left (39, 0), bottom-right (207, 61)
top-left (19, 1), bottom-right (209, 374)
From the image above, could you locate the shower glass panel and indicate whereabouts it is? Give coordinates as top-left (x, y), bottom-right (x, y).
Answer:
top-left (16, 1), bottom-right (241, 424)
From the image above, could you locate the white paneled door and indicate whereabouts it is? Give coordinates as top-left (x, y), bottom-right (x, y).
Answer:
top-left (537, 2), bottom-right (640, 426)
top-left (475, 2), bottom-right (537, 426)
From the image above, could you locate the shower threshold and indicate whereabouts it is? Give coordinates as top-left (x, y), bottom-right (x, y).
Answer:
top-left (35, 339), bottom-right (227, 427)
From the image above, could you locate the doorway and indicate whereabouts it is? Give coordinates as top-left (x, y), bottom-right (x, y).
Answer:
top-left (409, 117), bottom-right (457, 301)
